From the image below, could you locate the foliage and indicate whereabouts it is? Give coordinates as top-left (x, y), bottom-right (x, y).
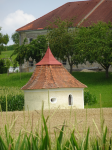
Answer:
top-left (0, 106), bottom-right (111, 149)
top-left (0, 94), bottom-right (24, 111)
top-left (0, 50), bottom-right (17, 66)
top-left (78, 21), bottom-right (112, 78)
top-left (0, 86), bottom-right (23, 96)
top-left (6, 59), bottom-right (10, 68)
top-left (0, 27), bottom-right (9, 54)
top-left (6, 45), bottom-right (15, 51)
top-left (0, 86), bottom-right (24, 111)
top-left (11, 35), bottom-right (47, 65)
top-left (11, 32), bottom-right (19, 45)
top-left (47, 17), bottom-right (85, 73)
top-left (0, 59), bottom-right (5, 67)
top-left (0, 59), bottom-right (8, 74)
top-left (84, 91), bottom-right (97, 105)
top-left (5, 59), bottom-right (11, 76)
top-left (12, 59), bottom-right (17, 69)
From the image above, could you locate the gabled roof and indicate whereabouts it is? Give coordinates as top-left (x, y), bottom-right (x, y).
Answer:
top-left (17, 0), bottom-right (112, 32)
top-left (81, 0), bottom-right (112, 26)
top-left (36, 46), bottom-right (62, 66)
top-left (21, 47), bottom-right (87, 90)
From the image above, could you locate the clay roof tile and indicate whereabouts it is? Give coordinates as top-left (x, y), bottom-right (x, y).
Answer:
top-left (17, 0), bottom-right (104, 32)
top-left (21, 47), bottom-right (87, 90)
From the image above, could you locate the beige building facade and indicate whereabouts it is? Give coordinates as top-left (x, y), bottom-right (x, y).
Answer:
top-left (24, 88), bottom-right (84, 110)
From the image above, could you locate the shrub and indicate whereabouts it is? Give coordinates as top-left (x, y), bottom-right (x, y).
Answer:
top-left (0, 94), bottom-right (24, 111)
top-left (84, 91), bottom-right (97, 105)
top-left (0, 59), bottom-right (8, 74)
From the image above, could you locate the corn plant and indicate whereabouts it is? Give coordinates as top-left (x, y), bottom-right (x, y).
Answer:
top-left (0, 104), bottom-right (112, 149)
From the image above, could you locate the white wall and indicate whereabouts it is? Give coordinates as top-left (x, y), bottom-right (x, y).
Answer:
top-left (24, 88), bottom-right (84, 110)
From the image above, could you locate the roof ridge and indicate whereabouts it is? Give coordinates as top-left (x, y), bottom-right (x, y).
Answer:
top-left (78, 0), bottom-right (105, 26)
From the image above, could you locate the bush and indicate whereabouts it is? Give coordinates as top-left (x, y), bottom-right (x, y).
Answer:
top-left (0, 66), bottom-right (8, 73)
top-left (84, 91), bottom-right (97, 105)
top-left (0, 94), bottom-right (24, 111)
top-left (0, 59), bottom-right (8, 74)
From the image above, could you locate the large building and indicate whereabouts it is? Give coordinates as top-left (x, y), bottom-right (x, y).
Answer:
top-left (16, 0), bottom-right (112, 72)
top-left (21, 47), bottom-right (87, 110)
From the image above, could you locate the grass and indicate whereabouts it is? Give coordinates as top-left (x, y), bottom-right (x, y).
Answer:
top-left (72, 72), bottom-right (112, 108)
top-left (0, 50), bottom-right (17, 66)
top-left (0, 71), bottom-right (112, 108)
top-left (0, 72), bottom-right (32, 88)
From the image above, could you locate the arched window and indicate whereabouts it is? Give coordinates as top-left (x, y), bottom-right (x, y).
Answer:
top-left (68, 94), bottom-right (73, 106)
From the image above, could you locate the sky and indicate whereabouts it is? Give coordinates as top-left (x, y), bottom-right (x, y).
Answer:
top-left (0, 0), bottom-right (83, 45)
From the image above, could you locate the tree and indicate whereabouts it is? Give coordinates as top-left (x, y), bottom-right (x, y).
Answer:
top-left (78, 21), bottom-right (112, 78)
top-left (47, 18), bottom-right (85, 73)
top-left (6, 59), bottom-right (11, 76)
top-left (0, 27), bottom-right (9, 53)
top-left (11, 35), bottom-right (47, 65)
top-left (11, 32), bottom-right (19, 45)
top-left (0, 59), bottom-right (7, 74)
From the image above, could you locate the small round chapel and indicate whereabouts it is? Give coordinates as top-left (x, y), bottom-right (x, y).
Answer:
top-left (21, 47), bottom-right (87, 110)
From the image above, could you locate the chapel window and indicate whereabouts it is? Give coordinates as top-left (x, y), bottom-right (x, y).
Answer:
top-left (50, 98), bottom-right (57, 103)
top-left (68, 94), bottom-right (73, 105)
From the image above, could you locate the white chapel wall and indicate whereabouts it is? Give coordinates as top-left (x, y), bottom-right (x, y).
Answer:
top-left (24, 88), bottom-right (84, 111)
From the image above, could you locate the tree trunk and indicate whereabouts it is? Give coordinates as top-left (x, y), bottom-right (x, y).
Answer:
top-left (70, 64), bottom-right (73, 74)
top-left (19, 64), bottom-right (22, 80)
top-left (67, 56), bottom-right (73, 74)
top-left (105, 67), bottom-right (109, 78)
top-left (100, 64), bottom-right (110, 79)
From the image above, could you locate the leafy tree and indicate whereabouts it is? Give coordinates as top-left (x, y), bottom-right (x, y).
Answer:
top-left (0, 27), bottom-right (9, 53)
top-left (47, 18), bottom-right (85, 73)
top-left (78, 21), bottom-right (112, 78)
top-left (11, 32), bottom-right (19, 45)
top-left (11, 35), bottom-right (47, 65)
top-left (6, 59), bottom-right (11, 76)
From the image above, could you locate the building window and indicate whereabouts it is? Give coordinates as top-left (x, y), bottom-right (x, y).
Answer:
top-left (29, 61), bottom-right (33, 66)
top-left (62, 59), bottom-right (66, 65)
top-left (28, 38), bottom-right (33, 44)
top-left (50, 98), bottom-right (57, 103)
top-left (68, 94), bottom-right (73, 106)
top-left (30, 38), bottom-right (33, 42)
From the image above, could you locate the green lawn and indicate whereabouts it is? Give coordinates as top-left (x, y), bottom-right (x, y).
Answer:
top-left (72, 72), bottom-right (112, 108)
top-left (0, 50), bottom-right (17, 66)
top-left (0, 72), bottom-right (112, 108)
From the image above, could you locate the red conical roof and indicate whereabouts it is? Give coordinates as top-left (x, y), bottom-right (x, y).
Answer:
top-left (21, 65), bottom-right (87, 90)
top-left (21, 47), bottom-right (87, 90)
top-left (36, 46), bottom-right (62, 66)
